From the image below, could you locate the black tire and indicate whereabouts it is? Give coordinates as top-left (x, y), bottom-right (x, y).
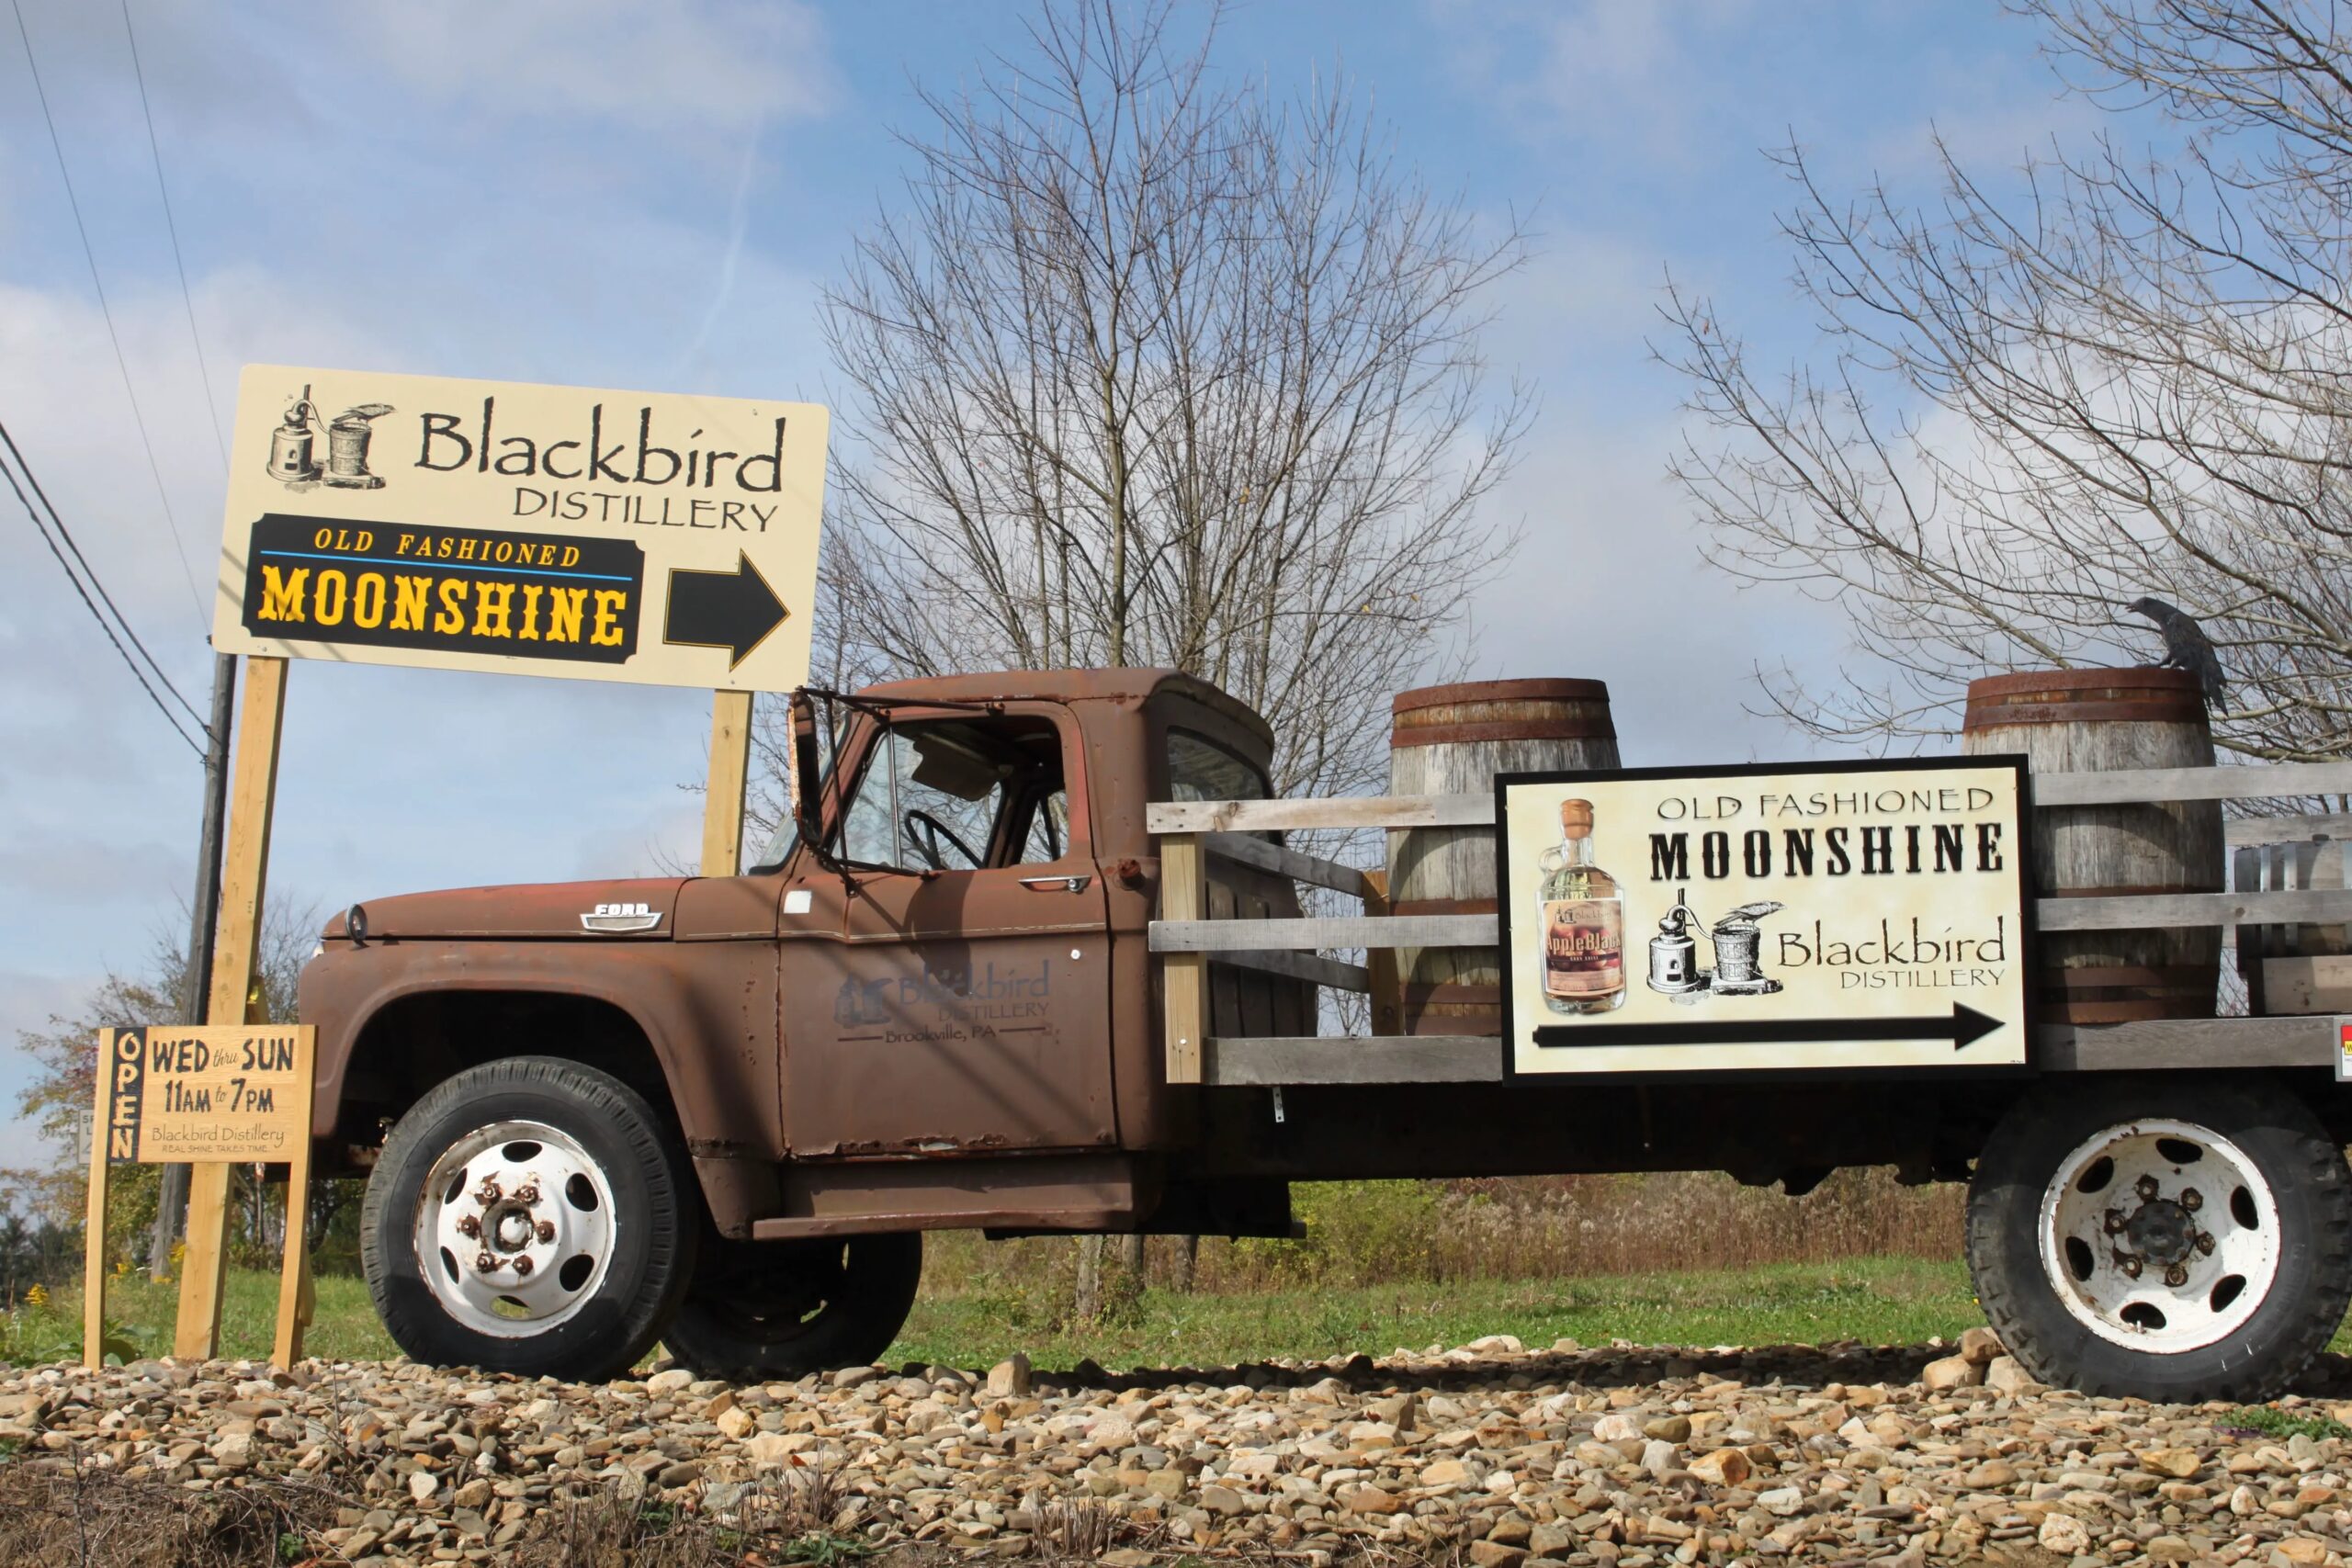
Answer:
top-left (1966, 1073), bottom-right (2352, 1403)
top-left (361, 1055), bottom-right (697, 1381)
top-left (662, 1231), bottom-right (922, 1382)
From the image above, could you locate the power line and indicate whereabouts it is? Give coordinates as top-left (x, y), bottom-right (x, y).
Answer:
top-left (119, 0), bottom-right (227, 475)
top-left (0, 417), bottom-right (205, 730)
top-left (0, 443), bottom-right (204, 759)
top-left (10, 0), bottom-right (209, 629)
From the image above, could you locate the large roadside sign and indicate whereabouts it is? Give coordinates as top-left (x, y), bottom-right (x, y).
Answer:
top-left (1497, 758), bottom-right (2031, 1077)
top-left (211, 366), bottom-right (827, 692)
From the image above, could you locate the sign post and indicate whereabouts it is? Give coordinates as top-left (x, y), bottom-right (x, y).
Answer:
top-left (126, 366), bottom-right (829, 1362)
top-left (1497, 758), bottom-right (2033, 1077)
top-left (85, 1023), bottom-right (317, 1369)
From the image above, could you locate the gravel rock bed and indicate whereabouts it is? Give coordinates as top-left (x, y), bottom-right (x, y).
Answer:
top-left (9, 1333), bottom-right (2352, 1566)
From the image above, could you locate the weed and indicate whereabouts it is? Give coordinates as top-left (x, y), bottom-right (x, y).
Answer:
top-left (2220, 1406), bottom-right (2352, 1442)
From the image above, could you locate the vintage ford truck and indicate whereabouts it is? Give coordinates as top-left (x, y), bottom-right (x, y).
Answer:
top-left (297, 667), bottom-right (2352, 1401)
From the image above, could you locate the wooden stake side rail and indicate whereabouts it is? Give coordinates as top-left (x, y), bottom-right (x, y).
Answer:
top-left (1151, 759), bottom-right (2352, 1086)
top-left (1150, 761), bottom-right (2352, 838)
top-left (1196, 1015), bottom-right (2352, 1085)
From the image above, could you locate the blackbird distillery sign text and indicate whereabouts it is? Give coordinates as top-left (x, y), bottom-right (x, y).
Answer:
top-left (212, 366), bottom-right (828, 692)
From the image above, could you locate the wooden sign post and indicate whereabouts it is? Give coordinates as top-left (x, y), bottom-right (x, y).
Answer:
top-left (85, 1020), bottom-right (317, 1369)
top-left (106, 366), bottom-right (828, 1367)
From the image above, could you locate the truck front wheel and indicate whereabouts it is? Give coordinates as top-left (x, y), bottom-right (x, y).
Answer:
top-left (360, 1056), bottom-right (697, 1381)
top-left (1966, 1075), bottom-right (2352, 1402)
top-left (662, 1232), bottom-right (922, 1382)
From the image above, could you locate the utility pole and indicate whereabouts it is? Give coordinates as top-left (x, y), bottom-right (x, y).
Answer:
top-left (149, 652), bottom-right (235, 1280)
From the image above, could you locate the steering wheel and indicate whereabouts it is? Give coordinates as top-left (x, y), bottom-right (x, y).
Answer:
top-left (904, 809), bottom-right (983, 871)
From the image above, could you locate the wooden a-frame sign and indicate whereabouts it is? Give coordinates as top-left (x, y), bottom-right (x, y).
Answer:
top-left (84, 366), bottom-right (819, 1370)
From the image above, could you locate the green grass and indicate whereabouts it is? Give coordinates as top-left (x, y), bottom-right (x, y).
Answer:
top-left (44, 1269), bottom-right (398, 1365)
top-left (883, 1257), bottom-right (1987, 1371)
top-left (31, 1255), bottom-right (2352, 1377)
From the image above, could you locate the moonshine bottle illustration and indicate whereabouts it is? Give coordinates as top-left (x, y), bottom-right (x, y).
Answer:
top-left (1535, 798), bottom-right (1625, 1013)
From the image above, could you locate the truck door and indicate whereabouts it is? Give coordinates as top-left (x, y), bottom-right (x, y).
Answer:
top-left (775, 705), bottom-right (1117, 1156)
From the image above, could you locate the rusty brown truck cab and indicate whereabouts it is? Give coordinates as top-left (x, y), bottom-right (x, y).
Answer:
top-left (302, 669), bottom-right (1309, 1380)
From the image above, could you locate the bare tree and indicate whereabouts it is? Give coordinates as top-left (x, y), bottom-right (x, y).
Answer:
top-left (1661, 0), bottom-right (2352, 761)
top-left (794, 0), bottom-right (1529, 807)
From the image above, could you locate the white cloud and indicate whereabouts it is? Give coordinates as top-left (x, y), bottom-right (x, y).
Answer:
top-left (345, 0), bottom-right (838, 133)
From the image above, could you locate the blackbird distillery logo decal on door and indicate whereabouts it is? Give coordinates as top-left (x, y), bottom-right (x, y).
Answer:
top-left (1495, 757), bottom-right (2032, 1077)
top-left (214, 365), bottom-right (829, 692)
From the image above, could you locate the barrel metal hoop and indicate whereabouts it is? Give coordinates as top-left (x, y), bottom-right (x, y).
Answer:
top-left (1390, 897), bottom-right (1498, 918)
top-left (1392, 679), bottom-right (1611, 715)
top-left (1964, 700), bottom-right (2209, 728)
top-left (1390, 718), bottom-right (1619, 748)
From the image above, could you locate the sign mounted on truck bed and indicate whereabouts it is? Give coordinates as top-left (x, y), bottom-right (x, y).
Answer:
top-left (1497, 758), bottom-right (2031, 1077)
top-left (211, 366), bottom-right (828, 692)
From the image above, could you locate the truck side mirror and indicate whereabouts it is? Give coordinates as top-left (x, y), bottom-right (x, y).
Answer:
top-left (789, 689), bottom-right (826, 851)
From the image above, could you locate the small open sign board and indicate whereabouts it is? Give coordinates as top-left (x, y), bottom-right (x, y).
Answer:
top-left (85, 1025), bottom-right (319, 1369)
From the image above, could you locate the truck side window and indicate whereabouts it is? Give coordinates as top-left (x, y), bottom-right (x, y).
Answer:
top-left (835, 716), bottom-right (1069, 873)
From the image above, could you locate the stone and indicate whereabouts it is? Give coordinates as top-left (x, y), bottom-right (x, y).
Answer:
top-left (986, 1354), bottom-right (1032, 1399)
top-left (1199, 1484), bottom-right (1246, 1516)
top-left (2140, 1448), bottom-right (2202, 1479)
top-left (645, 1369), bottom-right (695, 1396)
top-left (1962, 1459), bottom-right (2018, 1489)
top-left (2274, 1538), bottom-right (2329, 1566)
top-left (715, 1405), bottom-right (756, 1440)
top-left (1642, 1416), bottom-right (1691, 1443)
top-left (1757, 1488), bottom-right (1804, 1517)
top-left (1921, 1355), bottom-right (1984, 1392)
top-left (1591, 1413), bottom-right (1641, 1443)
top-left (1959, 1326), bottom-right (2006, 1365)
top-left (1984, 1357), bottom-right (2041, 1394)
top-left (409, 1470), bottom-right (440, 1506)
top-left (1423, 1459), bottom-right (1476, 1488)
top-left (1688, 1448), bottom-right (1751, 1487)
top-left (2039, 1513), bottom-right (2092, 1555)
top-left (1468, 1542), bottom-right (1527, 1568)
top-left (1340, 1484), bottom-right (1402, 1516)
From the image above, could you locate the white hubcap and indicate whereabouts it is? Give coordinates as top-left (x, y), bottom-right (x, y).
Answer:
top-left (413, 1120), bottom-right (616, 1337)
top-left (2039, 1118), bottom-right (2279, 1353)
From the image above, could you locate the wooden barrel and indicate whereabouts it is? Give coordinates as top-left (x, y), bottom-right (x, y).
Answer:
top-left (1962, 668), bottom-right (2224, 1022)
top-left (1386, 680), bottom-right (1620, 1035)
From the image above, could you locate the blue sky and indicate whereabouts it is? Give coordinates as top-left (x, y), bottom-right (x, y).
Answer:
top-left (0, 1), bottom-right (2119, 1165)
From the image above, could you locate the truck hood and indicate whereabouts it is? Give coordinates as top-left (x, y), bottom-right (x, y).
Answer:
top-left (325, 878), bottom-right (687, 942)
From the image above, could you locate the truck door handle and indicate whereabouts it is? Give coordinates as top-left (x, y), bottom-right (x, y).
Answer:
top-left (1020, 874), bottom-right (1092, 893)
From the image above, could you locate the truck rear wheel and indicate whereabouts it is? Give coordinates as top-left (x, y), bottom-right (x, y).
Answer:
top-left (662, 1232), bottom-right (922, 1382)
top-left (1966, 1075), bottom-right (2352, 1402)
top-left (361, 1055), bottom-right (696, 1382)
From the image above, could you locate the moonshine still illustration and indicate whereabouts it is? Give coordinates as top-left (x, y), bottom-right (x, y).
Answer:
top-left (1646, 888), bottom-right (1787, 1000)
top-left (266, 385), bottom-right (394, 490)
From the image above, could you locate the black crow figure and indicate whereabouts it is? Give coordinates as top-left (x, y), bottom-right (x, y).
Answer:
top-left (2126, 596), bottom-right (2226, 708)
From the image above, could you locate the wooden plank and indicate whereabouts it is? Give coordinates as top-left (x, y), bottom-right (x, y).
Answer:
top-left (81, 1090), bottom-right (108, 1370)
top-left (700, 689), bottom-right (755, 876)
top-left (272, 1120), bottom-right (312, 1368)
top-left (1203, 1035), bottom-right (1501, 1085)
top-left (1215, 948), bottom-right (1371, 994)
top-left (2228, 814), bottom-right (2352, 846)
top-left (1152, 913), bottom-right (1498, 953)
top-left (2036, 889), bottom-right (2352, 931)
top-left (177, 654), bottom-right (288, 1361)
top-left (1204, 831), bottom-right (1371, 898)
top-left (2036, 1014), bottom-right (2342, 1070)
top-left (1363, 868), bottom-right (1404, 1037)
top-left (2261, 956), bottom-right (2352, 1016)
top-left (2034, 760), bottom-right (2352, 807)
top-left (1159, 833), bottom-right (1210, 1084)
top-left (1148, 793), bottom-right (1493, 834)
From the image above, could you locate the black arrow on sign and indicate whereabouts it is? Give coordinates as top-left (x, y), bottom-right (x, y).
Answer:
top-left (1534, 1002), bottom-right (2004, 1054)
top-left (662, 552), bottom-right (788, 669)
